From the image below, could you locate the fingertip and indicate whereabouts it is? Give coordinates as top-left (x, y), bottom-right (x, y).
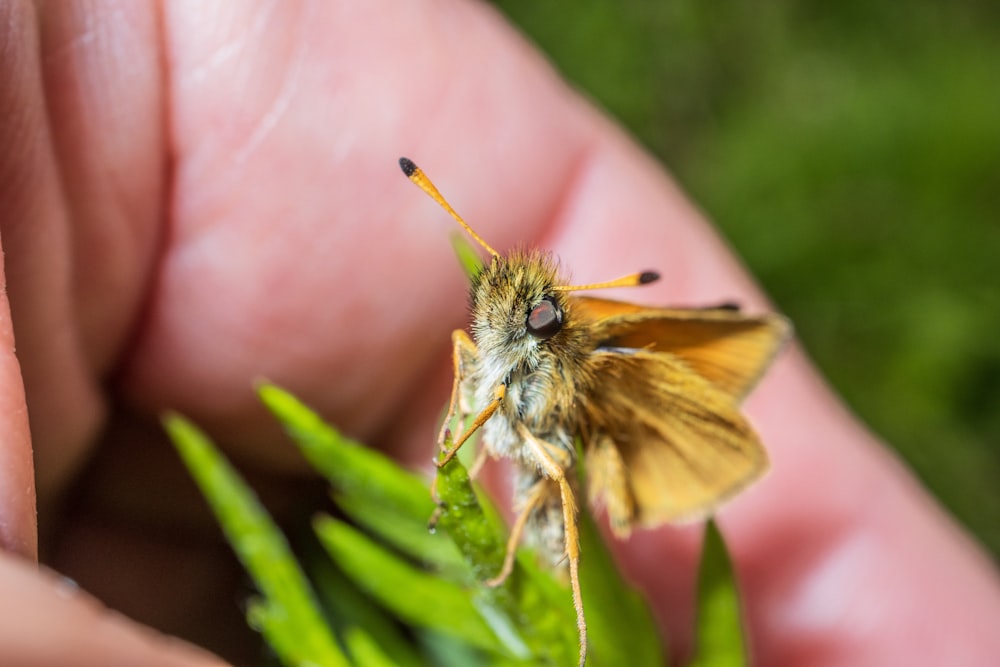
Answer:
top-left (0, 249), bottom-right (37, 560)
top-left (0, 552), bottom-right (231, 667)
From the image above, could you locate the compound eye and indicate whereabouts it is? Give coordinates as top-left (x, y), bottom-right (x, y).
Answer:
top-left (526, 297), bottom-right (563, 340)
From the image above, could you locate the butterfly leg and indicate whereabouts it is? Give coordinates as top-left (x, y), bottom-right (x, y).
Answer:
top-left (435, 330), bottom-right (505, 468)
top-left (517, 424), bottom-right (587, 667)
top-left (429, 330), bottom-right (481, 525)
top-left (484, 479), bottom-right (548, 588)
top-left (436, 330), bottom-right (479, 455)
top-left (437, 382), bottom-right (505, 467)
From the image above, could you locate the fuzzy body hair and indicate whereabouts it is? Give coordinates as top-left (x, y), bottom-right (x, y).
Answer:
top-left (466, 249), bottom-right (597, 563)
top-left (469, 249), bottom-right (594, 466)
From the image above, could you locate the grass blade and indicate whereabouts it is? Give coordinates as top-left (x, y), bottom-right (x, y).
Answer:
top-left (690, 519), bottom-right (747, 667)
top-left (259, 384), bottom-right (433, 521)
top-left (577, 509), bottom-right (665, 666)
top-left (314, 515), bottom-right (505, 654)
top-left (164, 413), bottom-right (347, 667)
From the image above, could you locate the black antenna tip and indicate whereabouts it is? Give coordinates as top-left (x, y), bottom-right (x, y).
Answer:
top-left (638, 271), bottom-right (660, 285)
top-left (399, 157), bottom-right (417, 177)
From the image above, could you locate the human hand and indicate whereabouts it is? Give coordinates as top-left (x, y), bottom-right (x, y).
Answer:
top-left (1, 2), bottom-right (998, 666)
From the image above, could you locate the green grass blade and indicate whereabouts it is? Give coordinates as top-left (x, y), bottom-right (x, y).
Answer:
top-left (433, 453), bottom-right (531, 660)
top-left (690, 520), bottom-right (747, 667)
top-left (416, 630), bottom-right (492, 667)
top-left (572, 438), bottom-right (666, 666)
top-left (451, 231), bottom-right (486, 280)
top-left (433, 452), bottom-right (509, 583)
top-left (434, 450), bottom-right (577, 665)
top-left (164, 413), bottom-right (347, 667)
top-left (333, 491), bottom-right (469, 576)
top-left (342, 626), bottom-right (399, 667)
top-left (259, 383), bottom-right (469, 574)
top-left (577, 509), bottom-right (665, 666)
top-left (178, 384), bottom-right (675, 666)
top-left (309, 556), bottom-right (425, 667)
top-left (314, 514), bottom-right (505, 654)
top-left (258, 384), bottom-right (434, 520)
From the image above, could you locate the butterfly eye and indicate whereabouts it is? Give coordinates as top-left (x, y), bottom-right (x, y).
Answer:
top-left (526, 297), bottom-right (563, 340)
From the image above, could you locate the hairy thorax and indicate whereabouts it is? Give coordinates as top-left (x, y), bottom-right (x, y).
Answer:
top-left (468, 249), bottom-right (596, 471)
top-left (479, 357), bottom-right (578, 467)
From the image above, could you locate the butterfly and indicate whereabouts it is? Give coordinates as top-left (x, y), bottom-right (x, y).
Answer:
top-left (400, 157), bottom-right (790, 666)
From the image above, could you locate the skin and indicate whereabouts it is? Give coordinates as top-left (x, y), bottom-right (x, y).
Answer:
top-left (1, 1), bottom-right (998, 665)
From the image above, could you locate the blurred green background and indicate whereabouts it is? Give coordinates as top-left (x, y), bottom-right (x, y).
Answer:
top-left (493, 0), bottom-right (1000, 558)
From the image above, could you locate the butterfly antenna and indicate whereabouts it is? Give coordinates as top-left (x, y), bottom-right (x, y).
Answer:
top-left (553, 271), bottom-right (660, 292)
top-left (399, 157), bottom-right (500, 258)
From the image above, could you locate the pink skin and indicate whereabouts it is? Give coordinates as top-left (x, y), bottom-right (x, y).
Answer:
top-left (0, 1), bottom-right (998, 665)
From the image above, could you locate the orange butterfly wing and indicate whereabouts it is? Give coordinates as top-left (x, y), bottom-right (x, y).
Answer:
top-left (571, 296), bottom-right (789, 535)
top-left (582, 349), bottom-right (769, 535)
top-left (571, 296), bottom-right (791, 401)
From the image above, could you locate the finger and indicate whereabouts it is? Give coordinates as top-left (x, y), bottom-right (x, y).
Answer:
top-left (0, 550), bottom-right (230, 667)
top-left (0, 238), bottom-right (36, 558)
top-left (121, 0), bottom-right (595, 465)
top-left (0, 0), bottom-right (128, 501)
top-left (729, 351), bottom-right (1000, 665)
top-left (102, 2), bottom-right (1000, 664)
top-left (36, 1), bottom-right (166, 375)
top-left (533, 127), bottom-right (1000, 663)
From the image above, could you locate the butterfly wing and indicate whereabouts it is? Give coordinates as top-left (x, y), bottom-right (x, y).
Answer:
top-left (582, 349), bottom-right (769, 536)
top-left (571, 296), bottom-right (791, 402)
